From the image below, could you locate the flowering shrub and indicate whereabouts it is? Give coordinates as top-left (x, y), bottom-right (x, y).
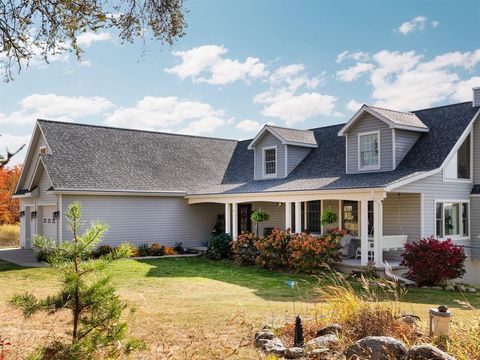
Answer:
top-left (164, 246), bottom-right (175, 255)
top-left (255, 228), bottom-right (291, 269)
top-left (400, 236), bottom-right (466, 287)
top-left (149, 243), bottom-right (165, 256)
top-left (289, 229), bottom-right (344, 273)
top-left (206, 233), bottom-right (232, 259)
top-left (231, 232), bottom-right (259, 265)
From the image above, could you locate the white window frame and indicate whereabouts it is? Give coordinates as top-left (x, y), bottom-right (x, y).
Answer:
top-left (434, 199), bottom-right (470, 240)
top-left (443, 131), bottom-right (473, 183)
top-left (262, 146), bottom-right (277, 178)
top-left (358, 130), bottom-right (381, 171)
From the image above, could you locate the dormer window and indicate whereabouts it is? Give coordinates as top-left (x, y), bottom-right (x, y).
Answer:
top-left (358, 131), bottom-right (380, 170)
top-left (263, 147), bottom-right (277, 177)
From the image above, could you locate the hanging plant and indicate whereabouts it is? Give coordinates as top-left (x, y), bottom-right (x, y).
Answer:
top-left (251, 209), bottom-right (270, 237)
top-left (321, 208), bottom-right (338, 226)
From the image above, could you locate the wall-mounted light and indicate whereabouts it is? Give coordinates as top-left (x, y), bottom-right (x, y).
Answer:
top-left (52, 211), bottom-right (60, 220)
top-left (277, 203), bottom-right (283, 207)
top-left (31, 211), bottom-right (37, 219)
top-left (19, 211), bottom-right (25, 218)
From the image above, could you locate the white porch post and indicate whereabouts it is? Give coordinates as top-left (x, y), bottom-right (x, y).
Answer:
top-left (360, 200), bottom-right (369, 265)
top-left (373, 200), bottom-right (384, 266)
top-left (295, 201), bottom-right (302, 233)
top-left (225, 203), bottom-right (231, 236)
top-left (232, 203), bottom-right (238, 239)
top-left (338, 200), bottom-right (342, 230)
top-left (285, 202), bottom-right (292, 231)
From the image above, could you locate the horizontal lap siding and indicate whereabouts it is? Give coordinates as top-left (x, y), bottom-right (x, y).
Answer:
top-left (346, 114), bottom-right (393, 173)
top-left (61, 195), bottom-right (223, 247)
top-left (383, 193), bottom-right (420, 242)
top-left (395, 130), bottom-right (420, 168)
top-left (322, 199), bottom-right (340, 229)
top-left (253, 132), bottom-right (285, 180)
top-left (473, 120), bottom-right (480, 184)
top-left (37, 167), bottom-right (57, 204)
top-left (22, 134), bottom-right (47, 189)
top-left (287, 145), bottom-right (311, 175)
top-left (470, 197), bottom-right (480, 259)
top-left (251, 202), bottom-right (285, 234)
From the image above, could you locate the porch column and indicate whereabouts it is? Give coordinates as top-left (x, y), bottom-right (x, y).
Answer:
top-left (285, 202), bottom-right (292, 231)
top-left (232, 203), bottom-right (238, 239)
top-left (360, 200), bottom-right (369, 265)
top-left (225, 203), bottom-right (231, 236)
top-left (295, 201), bottom-right (302, 233)
top-left (373, 200), bottom-right (384, 266)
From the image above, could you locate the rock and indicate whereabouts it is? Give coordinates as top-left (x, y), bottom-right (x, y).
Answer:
top-left (467, 288), bottom-right (477, 293)
top-left (308, 347), bottom-right (346, 359)
top-left (406, 344), bottom-right (456, 360)
top-left (306, 334), bottom-right (339, 350)
top-left (263, 338), bottom-right (287, 356)
top-left (444, 285), bottom-right (455, 291)
top-left (255, 330), bottom-right (275, 341)
top-left (400, 315), bottom-right (420, 326)
top-left (316, 324), bottom-right (343, 337)
top-left (255, 338), bottom-right (271, 348)
top-left (345, 336), bottom-right (407, 360)
top-left (431, 286), bottom-right (443, 291)
top-left (285, 347), bottom-right (304, 359)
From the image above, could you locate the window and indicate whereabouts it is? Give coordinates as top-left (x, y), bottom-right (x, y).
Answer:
top-left (306, 201), bottom-right (321, 233)
top-left (342, 200), bottom-right (359, 236)
top-left (359, 132), bottom-right (379, 170)
top-left (435, 201), bottom-right (469, 238)
top-left (457, 134), bottom-right (471, 179)
top-left (263, 147), bottom-right (276, 176)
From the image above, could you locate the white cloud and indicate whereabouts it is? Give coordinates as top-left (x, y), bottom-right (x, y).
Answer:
top-left (165, 45), bottom-right (268, 84)
top-left (106, 96), bottom-right (226, 132)
top-left (451, 76), bottom-right (480, 102)
top-left (337, 49), bottom-right (480, 110)
top-left (336, 51), bottom-right (370, 63)
top-left (235, 119), bottom-right (262, 132)
top-left (261, 92), bottom-right (337, 126)
top-left (346, 100), bottom-right (363, 112)
top-left (0, 94), bottom-right (113, 126)
top-left (396, 16), bottom-right (438, 35)
top-left (180, 116), bottom-right (225, 135)
top-left (0, 133), bottom-right (31, 166)
top-left (337, 62), bottom-right (374, 82)
top-left (76, 32), bottom-right (112, 47)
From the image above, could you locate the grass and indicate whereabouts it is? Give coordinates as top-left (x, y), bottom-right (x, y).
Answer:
top-left (0, 257), bottom-right (479, 359)
top-left (0, 223), bottom-right (19, 248)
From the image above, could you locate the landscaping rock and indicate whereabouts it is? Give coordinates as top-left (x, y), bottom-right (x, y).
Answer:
top-left (316, 324), bottom-right (343, 337)
top-left (285, 347), bottom-right (304, 359)
top-left (399, 314), bottom-right (420, 326)
top-left (263, 338), bottom-right (287, 356)
top-left (308, 348), bottom-right (345, 359)
top-left (406, 344), bottom-right (456, 360)
top-left (345, 336), bottom-right (407, 360)
top-left (467, 288), bottom-right (477, 293)
top-left (444, 285), bottom-right (455, 291)
top-left (255, 330), bottom-right (275, 341)
top-left (306, 334), bottom-right (339, 350)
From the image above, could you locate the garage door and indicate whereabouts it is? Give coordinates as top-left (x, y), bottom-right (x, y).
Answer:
top-left (41, 205), bottom-right (57, 241)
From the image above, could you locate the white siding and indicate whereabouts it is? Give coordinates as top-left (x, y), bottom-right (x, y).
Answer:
top-left (346, 113), bottom-right (393, 173)
top-left (22, 133), bottom-right (47, 189)
top-left (395, 130), bottom-right (420, 168)
top-left (253, 132), bottom-right (286, 180)
top-left (286, 145), bottom-right (311, 175)
top-left (36, 166), bottom-right (57, 204)
top-left (383, 193), bottom-right (421, 242)
top-left (61, 195), bottom-right (223, 248)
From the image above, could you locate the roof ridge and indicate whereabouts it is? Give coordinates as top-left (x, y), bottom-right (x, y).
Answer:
top-left (308, 123), bottom-right (345, 131)
top-left (267, 124), bottom-right (313, 132)
top-left (37, 119), bottom-right (239, 143)
top-left (368, 105), bottom-right (415, 115)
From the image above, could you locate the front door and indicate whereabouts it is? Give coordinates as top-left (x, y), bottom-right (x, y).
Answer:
top-left (238, 204), bottom-right (252, 233)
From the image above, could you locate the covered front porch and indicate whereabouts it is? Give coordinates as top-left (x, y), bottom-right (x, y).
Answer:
top-left (189, 189), bottom-right (421, 268)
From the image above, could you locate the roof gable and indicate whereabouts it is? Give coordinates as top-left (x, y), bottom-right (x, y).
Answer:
top-left (248, 125), bottom-right (317, 150)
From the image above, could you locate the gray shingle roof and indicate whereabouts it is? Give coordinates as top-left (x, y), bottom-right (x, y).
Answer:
top-left (267, 125), bottom-right (317, 146)
top-left (369, 106), bottom-right (428, 129)
top-left (36, 101), bottom-right (479, 196)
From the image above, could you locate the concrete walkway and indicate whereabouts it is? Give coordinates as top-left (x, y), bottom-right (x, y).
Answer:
top-left (0, 248), bottom-right (47, 268)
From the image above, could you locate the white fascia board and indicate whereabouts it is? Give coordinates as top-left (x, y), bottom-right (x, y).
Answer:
top-left (49, 189), bottom-right (187, 197)
top-left (14, 123), bottom-right (41, 193)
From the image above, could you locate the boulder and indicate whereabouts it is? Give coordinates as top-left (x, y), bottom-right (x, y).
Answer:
top-left (285, 347), bottom-right (304, 359)
top-left (306, 334), bottom-right (339, 350)
top-left (316, 324), bottom-right (343, 337)
top-left (263, 338), bottom-right (287, 356)
top-left (255, 330), bottom-right (275, 341)
top-left (345, 336), bottom-right (407, 360)
top-left (406, 345), bottom-right (456, 360)
top-left (308, 347), bottom-right (345, 359)
top-left (399, 315), bottom-right (420, 326)
top-left (467, 288), bottom-right (477, 293)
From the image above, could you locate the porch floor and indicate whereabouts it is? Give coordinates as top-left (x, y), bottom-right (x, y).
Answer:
top-left (333, 257), bottom-right (407, 277)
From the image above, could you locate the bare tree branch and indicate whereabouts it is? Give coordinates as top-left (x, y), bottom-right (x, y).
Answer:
top-left (0, 142), bottom-right (25, 168)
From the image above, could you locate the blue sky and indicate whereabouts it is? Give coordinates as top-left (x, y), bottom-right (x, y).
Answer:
top-left (1, 0), bottom-right (479, 165)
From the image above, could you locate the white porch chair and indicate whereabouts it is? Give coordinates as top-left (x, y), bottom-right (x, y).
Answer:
top-left (339, 234), bottom-right (352, 257)
top-left (355, 235), bottom-right (408, 260)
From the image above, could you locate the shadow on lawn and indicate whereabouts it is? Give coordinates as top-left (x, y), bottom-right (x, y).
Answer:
top-left (138, 257), bottom-right (480, 310)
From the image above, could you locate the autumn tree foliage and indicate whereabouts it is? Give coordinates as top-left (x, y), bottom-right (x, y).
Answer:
top-left (0, 165), bottom-right (21, 224)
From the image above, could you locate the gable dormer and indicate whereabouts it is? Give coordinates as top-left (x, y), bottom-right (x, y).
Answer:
top-left (338, 105), bottom-right (429, 174)
top-left (248, 125), bottom-right (317, 180)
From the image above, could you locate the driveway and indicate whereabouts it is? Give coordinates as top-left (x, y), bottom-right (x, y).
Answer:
top-left (0, 248), bottom-right (47, 268)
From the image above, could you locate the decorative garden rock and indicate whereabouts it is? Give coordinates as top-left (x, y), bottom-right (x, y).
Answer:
top-left (345, 336), bottom-right (407, 360)
top-left (399, 314), bottom-right (420, 326)
top-left (316, 324), bottom-right (343, 337)
top-left (308, 347), bottom-right (345, 359)
top-left (285, 347), bottom-right (305, 359)
top-left (255, 330), bottom-right (275, 341)
top-left (263, 338), bottom-right (287, 356)
top-left (306, 334), bottom-right (339, 350)
top-left (406, 345), bottom-right (456, 360)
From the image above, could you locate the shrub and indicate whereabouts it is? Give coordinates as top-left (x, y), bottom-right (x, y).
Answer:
top-left (288, 230), bottom-right (343, 273)
top-left (400, 236), bottom-right (466, 287)
top-left (137, 243), bottom-right (150, 257)
top-left (149, 243), bottom-right (165, 256)
top-left (255, 228), bottom-right (291, 269)
top-left (164, 246), bottom-right (175, 255)
top-left (231, 232), bottom-right (259, 265)
top-left (32, 236), bottom-right (57, 262)
top-left (0, 224), bottom-right (19, 247)
top-left (173, 242), bottom-right (184, 254)
top-left (92, 245), bottom-right (113, 259)
top-left (206, 233), bottom-right (232, 259)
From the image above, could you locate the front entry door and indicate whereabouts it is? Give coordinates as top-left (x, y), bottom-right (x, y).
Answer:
top-left (238, 204), bottom-right (252, 233)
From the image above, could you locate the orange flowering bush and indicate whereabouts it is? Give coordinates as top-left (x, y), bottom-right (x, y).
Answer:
top-left (289, 228), bottom-right (345, 273)
top-left (254, 228), bottom-right (291, 269)
top-left (231, 231), bottom-right (259, 265)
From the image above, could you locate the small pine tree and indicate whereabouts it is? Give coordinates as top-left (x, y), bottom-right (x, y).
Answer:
top-left (11, 202), bottom-right (143, 359)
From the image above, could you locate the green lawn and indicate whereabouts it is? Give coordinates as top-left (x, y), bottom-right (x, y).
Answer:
top-left (0, 257), bottom-right (478, 359)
